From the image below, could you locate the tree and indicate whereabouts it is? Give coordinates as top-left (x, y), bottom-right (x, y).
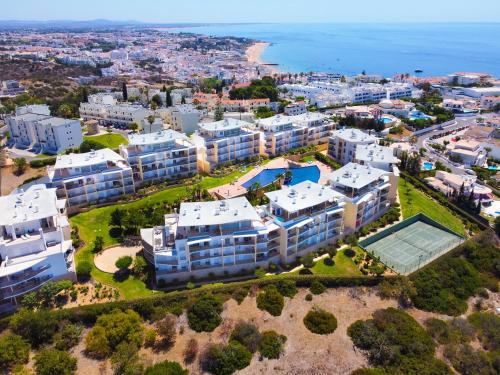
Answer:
top-left (34, 348), bottom-right (77, 375)
top-left (128, 122), bottom-right (139, 132)
top-left (151, 94), bottom-right (162, 108)
top-left (111, 342), bottom-right (143, 375)
top-left (183, 338), bottom-right (199, 364)
top-left (13, 157), bottom-right (27, 175)
top-left (166, 90), bottom-right (173, 107)
top-left (0, 334), bottom-right (30, 369)
top-left (92, 236), bottom-right (104, 253)
top-left (9, 308), bottom-right (58, 347)
top-left (259, 331), bottom-right (287, 359)
top-left (214, 105), bottom-right (224, 121)
top-left (187, 295), bottom-right (223, 332)
top-left (132, 255), bottom-right (148, 276)
top-left (76, 260), bottom-right (92, 281)
top-left (256, 285), bottom-right (284, 316)
top-left (309, 280), bottom-right (326, 295)
top-left (156, 315), bottom-right (177, 347)
top-left (54, 323), bottom-right (82, 351)
top-left (122, 82), bottom-right (128, 101)
top-left (144, 361), bottom-right (188, 375)
top-left (494, 216), bottom-right (500, 237)
top-left (58, 104), bottom-right (73, 118)
top-left (300, 254), bottom-right (315, 269)
top-left (115, 256), bottom-right (133, 271)
top-left (147, 114), bottom-right (155, 124)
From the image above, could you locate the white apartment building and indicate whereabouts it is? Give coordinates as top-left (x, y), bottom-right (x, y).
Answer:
top-left (6, 113), bottom-right (83, 154)
top-left (447, 139), bottom-right (487, 167)
top-left (265, 181), bottom-right (346, 263)
top-left (141, 197), bottom-right (281, 283)
top-left (256, 115), bottom-right (307, 156)
top-left (120, 130), bottom-right (198, 186)
top-left (80, 94), bottom-right (152, 127)
top-left (288, 112), bottom-right (335, 145)
top-left (193, 119), bottom-right (261, 172)
top-left (48, 148), bottom-right (135, 207)
top-left (284, 102), bottom-right (307, 116)
top-left (0, 185), bottom-right (75, 313)
top-left (169, 105), bottom-right (200, 135)
top-left (354, 144), bottom-right (400, 171)
top-left (328, 163), bottom-right (398, 232)
top-left (15, 104), bottom-right (51, 116)
top-left (328, 128), bottom-right (379, 165)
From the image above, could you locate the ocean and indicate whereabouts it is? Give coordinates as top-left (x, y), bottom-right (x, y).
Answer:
top-left (169, 23), bottom-right (500, 77)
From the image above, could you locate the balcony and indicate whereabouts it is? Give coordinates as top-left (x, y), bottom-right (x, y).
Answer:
top-left (0, 275), bottom-right (52, 299)
top-left (190, 252), bottom-right (222, 261)
top-left (0, 264), bottom-right (51, 288)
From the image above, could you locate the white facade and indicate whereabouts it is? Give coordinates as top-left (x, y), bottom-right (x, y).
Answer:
top-left (80, 96), bottom-right (153, 127)
top-left (120, 130), bottom-right (198, 186)
top-left (6, 113), bottom-right (83, 154)
top-left (256, 115), bottom-right (307, 156)
top-left (354, 144), bottom-right (400, 171)
top-left (284, 102), bottom-right (307, 116)
top-left (15, 104), bottom-right (51, 116)
top-left (48, 148), bottom-right (135, 207)
top-left (328, 128), bottom-right (379, 165)
top-left (328, 163), bottom-right (399, 232)
top-left (0, 185), bottom-right (75, 313)
top-left (193, 119), bottom-right (261, 172)
top-left (288, 112), bottom-right (335, 145)
top-left (169, 105), bottom-right (200, 135)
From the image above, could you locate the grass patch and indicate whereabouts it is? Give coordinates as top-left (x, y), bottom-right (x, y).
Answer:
top-left (72, 169), bottom-right (251, 299)
top-left (398, 178), bottom-right (465, 235)
top-left (83, 133), bottom-right (128, 150)
top-left (309, 248), bottom-right (362, 276)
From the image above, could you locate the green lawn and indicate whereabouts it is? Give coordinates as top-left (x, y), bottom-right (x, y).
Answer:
top-left (309, 248), bottom-right (362, 276)
top-left (71, 168), bottom-right (252, 299)
top-left (398, 178), bottom-right (465, 235)
top-left (83, 133), bottom-right (128, 150)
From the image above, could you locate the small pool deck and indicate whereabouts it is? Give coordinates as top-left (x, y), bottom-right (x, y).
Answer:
top-left (209, 157), bottom-right (334, 199)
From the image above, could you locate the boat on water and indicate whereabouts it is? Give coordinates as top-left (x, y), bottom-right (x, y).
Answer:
top-left (415, 69), bottom-right (423, 73)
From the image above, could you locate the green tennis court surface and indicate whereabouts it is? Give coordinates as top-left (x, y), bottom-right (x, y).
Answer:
top-left (359, 214), bottom-right (464, 275)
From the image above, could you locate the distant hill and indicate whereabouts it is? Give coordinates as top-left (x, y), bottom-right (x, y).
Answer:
top-left (0, 19), bottom-right (208, 30)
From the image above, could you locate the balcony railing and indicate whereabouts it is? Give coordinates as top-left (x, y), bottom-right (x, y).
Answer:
top-left (0, 264), bottom-right (50, 288)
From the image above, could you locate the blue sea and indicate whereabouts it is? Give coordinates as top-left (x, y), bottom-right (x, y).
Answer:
top-left (170, 23), bottom-right (500, 77)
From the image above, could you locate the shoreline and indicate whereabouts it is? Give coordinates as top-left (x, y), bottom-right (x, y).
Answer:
top-left (246, 41), bottom-right (282, 75)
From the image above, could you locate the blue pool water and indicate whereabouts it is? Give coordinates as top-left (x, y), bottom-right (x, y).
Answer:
top-left (409, 111), bottom-right (432, 121)
top-left (242, 166), bottom-right (320, 189)
top-left (488, 165), bottom-right (499, 171)
top-left (381, 117), bottom-right (393, 124)
top-left (422, 162), bottom-right (434, 171)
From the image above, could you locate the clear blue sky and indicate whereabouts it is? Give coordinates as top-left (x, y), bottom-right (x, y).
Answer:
top-left (2, 0), bottom-right (500, 23)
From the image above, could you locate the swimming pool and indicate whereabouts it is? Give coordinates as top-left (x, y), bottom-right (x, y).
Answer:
top-left (422, 162), bottom-right (434, 171)
top-left (409, 110), bottom-right (432, 121)
top-left (380, 117), bottom-right (393, 124)
top-left (488, 165), bottom-right (498, 171)
top-left (242, 166), bottom-right (321, 189)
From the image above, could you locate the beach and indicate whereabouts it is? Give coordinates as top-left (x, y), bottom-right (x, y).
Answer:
top-left (246, 41), bottom-right (281, 74)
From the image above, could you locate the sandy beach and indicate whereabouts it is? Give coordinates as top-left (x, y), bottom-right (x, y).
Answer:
top-left (246, 41), bottom-right (282, 74)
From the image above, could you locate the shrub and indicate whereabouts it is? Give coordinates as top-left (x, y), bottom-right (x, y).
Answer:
top-left (144, 361), bottom-right (188, 375)
top-left (259, 330), bottom-right (287, 359)
top-left (468, 312), bottom-right (500, 351)
top-left (344, 248), bottom-right (356, 257)
top-left (230, 321), bottom-right (262, 353)
top-left (276, 279), bottom-right (298, 298)
top-left (85, 309), bottom-right (143, 358)
top-left (256, 285), bottom-right (284, 316)
top-left (34, 348), bottom-right (77, 375)
top-left (327, 247), bottom-right (337, 258)
top-left (111, 342), bottom-right (143, 375)
top-left (444, 344), bottom-right (494, 375)
top-left (309, 280), bottom-right (326, 295)
top-left (300, 254), bottom-right (315, 269)
top-left (157, 314), bottom-right (177, 347)
top-left (183, 338), bottom-right (199, 364)
top-left (76, 261), bottom-right (92, 281)
top-left (187, 295), bottom-right (223, 332)
top-left (0, 334), bottom-right (30, 369)
top-left (115, 256), bottom-right (133, 271)
top-left (201, 341), bottom-right (252, 375)
top-left (53, 323), bottom-right (82, 351)
top-left (9, 308), bottom-right (58, 347)
top-left (232, 286), bottom-right (249, 304)
top-left (351, 369), bottom-right (388, 375)
top-left (303, 307), bottom-right (338, 334)
top-left (323, 257), bottom-right (334, 266)
top-left (144, 329), bottom-right (157, 347)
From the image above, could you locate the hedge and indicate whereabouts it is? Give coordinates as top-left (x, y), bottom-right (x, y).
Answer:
top-left (0, 275), bottom-right (387, 327)
top-left (29, 158), bottom-right (57, 168)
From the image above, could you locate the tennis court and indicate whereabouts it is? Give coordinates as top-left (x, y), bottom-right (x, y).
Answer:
top-left (359, 214), bottom-right (464, 275)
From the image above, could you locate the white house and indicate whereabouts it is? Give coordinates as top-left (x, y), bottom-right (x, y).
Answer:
top-left (256, 115), bottom-right (307, 156)
top-left (327, 128), bottom-right (378, 165)
top-left (0, 185), bottom-right (75, 313)
top-left (354, 144), bottom-right (400, 171)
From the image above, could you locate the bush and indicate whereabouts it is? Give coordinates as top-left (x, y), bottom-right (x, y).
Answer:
top-left (305, 293), bottom-right (313, 301)
top-left (468, 312), bottom-right (500, 351)
top-left (29, 157), bottom-right (56, 168)
top-left (187, 295), bottom-right (223, 332)
top-left (259, 330), bottom-right (287, 359)
top-left (144, 329), bottom-right (157, 347)
top-left (0, 334), bottom-right (30, 369)
top-left (144, 361), bottom-right (188, 375)
top-left (323, 257), bottom-right (335, 266)
top-left (76, 261), bottom-right (92, 281)
top-left (183, 338), bottom-right (199, 364)
top-left (115, 256), bottom-right (133, 271)
top-left (85, 309), bottom-right (143, 358)
top-left (230, 321), bottom-right (262, 353)
top-left (344, 248), bottom-right (356, 257)
top-left (53, 323), bottom-right (82, 351)
top-left (9, 308), bottom-right (58, 347)
top-left (110, 342), bottom-right (143, 375)
top-left (309, 280), bottom-right (326, 295)
top-left (300, 254), bottom-right (315, 269)
top-left (34, 348), bottom-right (77, 375)
top-left (303, 307), bottom-right (338, 334)
top-left (201, 341), bottom-right (252, 375)
top-left (444, 344), bottom-right (494, 375)
top-left (276, 279), bottom-right (298, 298)
top-left (232, 286), bottom-right (249, 304)
top-left (156, 314), bottom-right (177, 347)
top-left (256, 285), bottom-right (284, 316)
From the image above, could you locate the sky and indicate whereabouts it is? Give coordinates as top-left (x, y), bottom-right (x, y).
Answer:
top-left (2, 0), bottom-right (500, 23)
